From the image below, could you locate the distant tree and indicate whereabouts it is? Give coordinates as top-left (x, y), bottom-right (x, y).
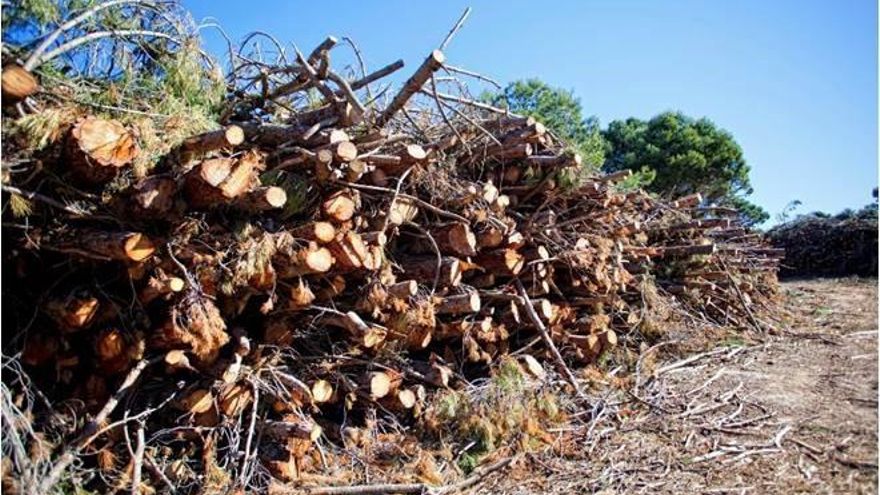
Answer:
top-left (487, 79), bottom-right (605, 170)
top-left (603, 111), bottom-right (768, 225)
top-left (775, 199), bottom-right (803, 224)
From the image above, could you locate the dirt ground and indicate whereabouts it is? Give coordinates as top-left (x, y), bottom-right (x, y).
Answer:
top-left (476, 278), bottom-right (878, 494)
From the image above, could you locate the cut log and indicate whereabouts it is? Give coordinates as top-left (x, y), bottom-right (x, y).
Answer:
top-left (322, 311), bottom-right (386, 348)
top-left (433, 223), bottom-right (477, 257)
top-left (387, 280), bottom-right (418, 298)
top-left (60, 231), bottom-right (156, 262)
top-left (311, 380), bottom-right (335, 403)
top-left (290, 222), bottom-right (336, 244)
top-left (130, 176), bottom-right (177, 217)
top-left (163, 350), bottom-right (195, 374)
top-left (322, 189), bottom-right (360, 222)
top-left (326, 231), bottom-right (368, 270)
top-left (139, 274), bottom-right (185, 305)
top-left (180, 125), bottom-right (244, 160)
top-left (1, 64), bottom-right (38, 102)
top-left (177, 388), bottom-right (214, 414)
top-left (386, 197), bottom-right (420, 226)
top-left (45, 293), bottom-right (100, 332)
top-left (184, 152), bottom-right (264, 208)
top-left (275, 242), bottom-right (334, 277)
top-left (476, 249), bottom-right (524, 276)
top-left (65, 116), bottom-right (139, 184)
top-left (234, 186), bottom-right (287, 211)
top-left (399, 256), bottom-right (462, 287)
top-left (289, 279), bottom-right (316, 309)
top-left (436, 293), bottom-right (481, 315)
top-left (363, 371), bottom-right (401, 399)
top-left (376, 50), bottom-right (445, 126)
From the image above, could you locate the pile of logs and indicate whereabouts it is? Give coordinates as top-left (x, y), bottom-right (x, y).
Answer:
top-left (768, 211), bottom-right (878, 278)
top-left (2, 33), bottom-right (782, 492)
top-left (640, 197), bottom-right (784, 328)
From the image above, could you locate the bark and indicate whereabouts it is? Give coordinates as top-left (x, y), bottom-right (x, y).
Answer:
top-left (376, 50), bottom-right (445, 126)
top-left (436, 293), bottom-right (481, 315)
top-left (432, 222), bottom-right (477, 257)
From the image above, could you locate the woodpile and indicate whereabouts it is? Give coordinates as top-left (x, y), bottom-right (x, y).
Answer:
top-left (768, 211), bottom-right (878, 278)
top-left (2, 25), bottom-right (782, 494)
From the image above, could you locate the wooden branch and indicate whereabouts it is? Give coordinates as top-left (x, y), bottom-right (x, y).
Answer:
top-left (376, 50), bottom-right (445, 126)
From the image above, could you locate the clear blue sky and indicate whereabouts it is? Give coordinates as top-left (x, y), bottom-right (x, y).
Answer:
top-left (186, 0), bottom-right (877, 224)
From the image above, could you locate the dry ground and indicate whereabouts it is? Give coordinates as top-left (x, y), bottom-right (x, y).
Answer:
top-left (476, 278), bottom-right (878, 494)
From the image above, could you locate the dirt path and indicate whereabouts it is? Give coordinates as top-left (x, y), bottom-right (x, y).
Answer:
top-left (478, 278), bottom-right (877, 494)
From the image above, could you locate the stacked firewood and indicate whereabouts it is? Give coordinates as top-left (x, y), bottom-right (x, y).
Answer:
top-left (2, 35), bottom-right (781, 491)
top-left (768, 211), bottom-right (878, 278)
top-left (637, 196), bottom-right (783, 328)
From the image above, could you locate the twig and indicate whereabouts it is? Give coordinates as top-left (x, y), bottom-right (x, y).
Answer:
top-left (438, 7), bottom-right (472, 51)
top-left (24, 0), bottom-right (158, 70)
top-left (2, 185), bottom-right (89, 217)
top-left (31, 29), bottom-right (186, 69)
top-left (39, 358), bottom-right (158, 493)
top-left (130, 421), bottom-right (145, 495)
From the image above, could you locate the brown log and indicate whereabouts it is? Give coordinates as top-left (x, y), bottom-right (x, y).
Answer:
top-left (362, 371), bottom-right (401, 399)
top-left (65, 116), bottom-right (139, 184)
top-left (475, 248), bottom-right (524, 276)
top-left (326, 231), bottom-right (368, 270)
top-left (234, 186), bottom-right (287, 211)
top-left (436, 293), bottom-right (481, 315)
top-left (61, 230), bottom-right (156, 262)
top-left (322, 189), bottom-right (360, 223)
top-left (311, 380), bottom-right (335, 403)
top-left (598, 169), bottom-right (633, 183)
top-left (179, 125), bottom-right (244, 160)
top-left (525, 152), bottom-right (582, 168)
top-left (94, 328), bottom-right (137, 375)
top-left (131, 176), bottom-right (177, 217)
top-left (387, 280), bottom-right (418, 298)
top-left (219, 383), bottom-right (252, 417)
top-left (386, 197), bottom-right (419, 225)
top-left (399, 256), bottom-right (462, 287)
top-left (671, 193), bottom-right (703, 208)
top-left (177, 388), bottom-right (214, 414)
top-left (289, 279), bottom-right (316, 309)
top-left (184, 152), bottom-right (264, 208)
top-left (476, 225), bottom-right (505, 249)
top-left (345, 159), bottom-right (367, 182)
top-left (376, 50), bottom-right (445, 126)
top-left (163, 350), bottom-right (195, 374)
top-left (45, 292), bottom-right (100, 332)
top-left (432, 223), bottom-right (477, 257)
top-left (322, 311), bottom-right (387, 348)
top-left (290, 222), bottom-right (336, 244)
top-left (1, 64), bottom-right (38, 102)
top-left (320, 140), bottom-right (358, 163)
top-left (139, 274), bottom-right (185, 305)
top-left (275, 241), bottom-right (334, 277)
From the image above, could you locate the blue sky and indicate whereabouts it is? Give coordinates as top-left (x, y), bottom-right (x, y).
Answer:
top-left (186, 0), bottom-right (877, 224)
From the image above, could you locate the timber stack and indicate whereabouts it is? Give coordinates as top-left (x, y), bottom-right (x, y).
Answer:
top-left (2, 26), bottom-right (782, 493)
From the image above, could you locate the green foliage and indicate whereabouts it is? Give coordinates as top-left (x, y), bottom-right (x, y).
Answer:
top-left (425, 357), bottom-right (565, 466)
top-left (487, 79), bottom-right (606, 172)
top-left (725, 195), bottom-right (770, 227)
top-left (603, 111), bottom-right (767, 224)
top-left (603, 112), bottom-right (751, 200)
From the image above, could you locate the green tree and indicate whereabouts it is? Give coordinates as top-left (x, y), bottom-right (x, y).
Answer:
top-left (487, 79), bottom-right (605, 171)
top-left (603, 111), bottom-right (768, 225)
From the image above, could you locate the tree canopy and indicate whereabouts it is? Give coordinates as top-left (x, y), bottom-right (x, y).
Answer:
top-left (603, 112), bottom-right (768, 225)
top-left (487, 79), bottom-right (605, 170)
